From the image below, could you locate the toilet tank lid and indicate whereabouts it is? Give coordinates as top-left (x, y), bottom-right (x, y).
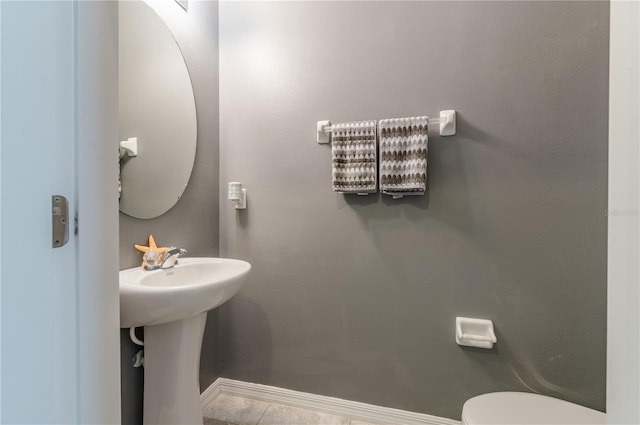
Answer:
top-left (461, 392), bottom-right (605, 425)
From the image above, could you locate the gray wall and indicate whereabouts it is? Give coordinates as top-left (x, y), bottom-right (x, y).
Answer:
top-left (119, 1), bottom-right (219, 424)
top-left (218, 1), bottom-right (609, 420)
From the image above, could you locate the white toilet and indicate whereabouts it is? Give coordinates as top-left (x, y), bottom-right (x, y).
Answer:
top-left (462, 392), bottom-right (606, 424)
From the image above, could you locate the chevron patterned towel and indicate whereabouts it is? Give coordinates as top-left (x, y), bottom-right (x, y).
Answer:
top-left (331, 120), bottom-right (377, 194)
top-left (378, 116), bottom-right (428, 199)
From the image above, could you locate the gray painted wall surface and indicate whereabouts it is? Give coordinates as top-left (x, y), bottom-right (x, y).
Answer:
top-left (218, 1), bottom-right (609, 420)
top-left (119, 2), bottom-right (219, 424)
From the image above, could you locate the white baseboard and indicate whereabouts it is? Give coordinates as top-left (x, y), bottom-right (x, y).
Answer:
top-left (201, 378), bottom-right (461, 425)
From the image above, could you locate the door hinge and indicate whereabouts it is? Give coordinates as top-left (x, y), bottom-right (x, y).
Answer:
top-left (51, 195), bottom-right (69, 248)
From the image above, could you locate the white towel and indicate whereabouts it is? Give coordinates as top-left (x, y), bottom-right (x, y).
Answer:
top-left (378, 116), bottom-right (428, 199)
top-left (331, 120), bottom-right (377, 194)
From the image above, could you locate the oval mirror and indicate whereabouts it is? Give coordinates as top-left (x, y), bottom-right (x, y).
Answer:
top-left (119, 1), bottom-right (197, 219)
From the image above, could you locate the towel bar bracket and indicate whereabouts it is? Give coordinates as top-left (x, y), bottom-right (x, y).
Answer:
top-left (439, 110), bottom-right (456, 137)
top-left (317, 120), bottom-right (332, 144)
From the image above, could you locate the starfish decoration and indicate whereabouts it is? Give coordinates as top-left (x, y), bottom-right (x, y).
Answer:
top-left (134, 234), bottom-right (168, 269)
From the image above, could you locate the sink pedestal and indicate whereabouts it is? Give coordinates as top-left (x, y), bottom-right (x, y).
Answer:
top-left (143, 313), bottom-right (207, 425)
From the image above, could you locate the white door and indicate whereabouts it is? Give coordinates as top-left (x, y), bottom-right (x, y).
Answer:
top-left (1, 1), bottom-right (120, 423)
top-left (607, 1), bottom-right (640, 423)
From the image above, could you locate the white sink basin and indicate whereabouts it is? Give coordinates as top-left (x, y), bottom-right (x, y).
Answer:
top-left (119, 257), bottom-right (251, 425)
top-left (119, 257), bottom-right (251, 328)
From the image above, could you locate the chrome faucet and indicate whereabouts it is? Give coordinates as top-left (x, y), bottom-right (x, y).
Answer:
top-left (161, 247), bottom-right (187, 269)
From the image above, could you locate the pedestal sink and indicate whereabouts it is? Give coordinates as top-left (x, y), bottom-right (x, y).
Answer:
top-left (120, 257), bottom-right (251, 425)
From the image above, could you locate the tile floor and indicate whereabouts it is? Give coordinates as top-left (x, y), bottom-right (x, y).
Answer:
top-left (203, 394), bottom-right (380, 425)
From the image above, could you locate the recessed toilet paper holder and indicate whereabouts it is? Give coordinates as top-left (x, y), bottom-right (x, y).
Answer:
top-left (455, 317), bottom-right (497, 349)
